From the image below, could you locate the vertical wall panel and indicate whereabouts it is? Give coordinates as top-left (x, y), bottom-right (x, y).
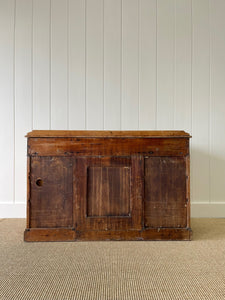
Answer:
top-left (210, 0), bottom-right (225, 202)
top-left (192, 0), bottom-right (210, 202)
top-left (121, 0), bottom-right (139, 129)
top-left (0, 0), bottom-right (15, 203)
top-left (86, 0), bottom-right (104, 129)
top-left (174, 0), bottom-right (192, 207)
top-left (68, 0), bottom-right (85, 129)
top-left (51, 0), bottom-right (68, 129)
top-left (139, 0), bottom-right (157, 130)
top-left (174, 0), bottom-right (192, 131)
top-left (157, 0), bottom-right (175, 129)
top-left (33, 0), bottom-right (50, 129)
top-left (15, 0), bottom-right (32, 203)
top-left (104, 0), bottom-right (121, 130)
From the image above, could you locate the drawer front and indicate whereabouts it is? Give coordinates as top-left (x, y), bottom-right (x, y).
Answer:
top-left (28, 137), bottom-right (189, 157)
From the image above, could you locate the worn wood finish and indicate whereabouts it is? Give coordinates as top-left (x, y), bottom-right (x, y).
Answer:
top-left (144, 157), bottom-right (187, 228)
top-left (24, 227), bottom-right (192, 242)
top-left (26, 130), bottom-right (191, 138)
top-left (28, 137), bottom-right (189, 157)
top-left (74, 156), bottom-right (142, 231)
top-left (26, 156), bottom-right (31, 229)
top-left (87, 166), bottom-right (130, 217)
top-left (24, 130), bottom-right (192, 241)
top-left (186, 155), bottom-right (191, 228)
top-left (76, 228), bottom-right (192, 241)
top-left (30, 157), bottom-right (73, 228)
top-left (24, 228), bottom-right (75, 242)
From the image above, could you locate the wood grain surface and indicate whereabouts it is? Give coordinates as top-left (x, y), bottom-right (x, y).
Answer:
top-left (26, 130), bottom-right (191, 138)
top-left (144, 157), bottom-right (187, 228)
top-left (30, 157), bottom-right (73, 228)
top-left (28, 137), bottom-right (189, 157)
top-left (25, 130), bottom-right (192, 241)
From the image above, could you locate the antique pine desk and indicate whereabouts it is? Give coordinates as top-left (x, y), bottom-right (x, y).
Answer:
top-left (24, 130), bottom-right (192, 242)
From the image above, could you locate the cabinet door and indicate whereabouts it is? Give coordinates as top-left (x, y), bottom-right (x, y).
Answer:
top-left (30, 157), bottom-right (73, 228)
top-left (144, 157), bottom-right (187, 228)
top-left (74, 156), bottom-right (143, 231)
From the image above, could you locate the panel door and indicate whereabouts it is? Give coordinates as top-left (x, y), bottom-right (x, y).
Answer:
top-left (30, 156), bottom-right (73, 228)
top-left (74, 156), bottom-right (143, 231)
top-left (144, 157), bottom-right (187, 228)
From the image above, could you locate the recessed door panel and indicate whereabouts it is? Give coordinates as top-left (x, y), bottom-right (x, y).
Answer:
top-left (74, 156), bottom-right (143, 231)
top-left (144, 157), bottom-right (187, 228)
top-left (30, 157), bottom-right (73, 228)
top-left (87, 166), bottom-right (131, 217)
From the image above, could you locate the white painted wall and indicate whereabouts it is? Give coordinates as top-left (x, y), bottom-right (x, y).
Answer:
top-left (0, 0), bottom-right (225, 218)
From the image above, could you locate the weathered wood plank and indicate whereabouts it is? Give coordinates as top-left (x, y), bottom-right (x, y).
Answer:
top-left (28, 137), bottom-right (189, 157)
top-left (24, 228), bottom-right (75, 242)
top-left (144, 157), bottom-right (187, 228)
top-left (186, 155), bottom-right (191, 228)
top-left (26, 130), bottom-right (191, 138)
top-left (26, 156), bottom-right (31, 228)
top-left (76, 228), bottom-right (192, 241)
top-left (87, 166), bottom-right (130, 217)
top-left (74, 156), bottom-right (138, 231)
top-left (30, 157), bottom-right (73, 228)
top-left (24, 227), bottom-right (192, 242)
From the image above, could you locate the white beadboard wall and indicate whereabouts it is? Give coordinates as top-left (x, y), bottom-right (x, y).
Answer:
top-left (0, 0), bottom-right (225, 218)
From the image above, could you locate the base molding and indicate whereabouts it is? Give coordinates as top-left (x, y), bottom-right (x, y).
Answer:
top-left (24, 227), bottom-right (192, 242)
top-left (24, 228), bottom-right (76, 242)
top-left (76, 228), bottom-right (192, 241)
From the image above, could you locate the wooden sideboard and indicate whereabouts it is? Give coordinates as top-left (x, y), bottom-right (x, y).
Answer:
top-left (24, 130), bottom-right (192, 242)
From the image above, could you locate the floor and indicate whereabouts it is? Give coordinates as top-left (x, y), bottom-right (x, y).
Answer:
top-left (0, 218), bottom-right (225, 300)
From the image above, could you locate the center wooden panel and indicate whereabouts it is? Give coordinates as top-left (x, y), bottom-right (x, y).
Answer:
top-left (87, 166), bottom-right (130, 217)
top-left (74, 155), bottom-right (143, 231)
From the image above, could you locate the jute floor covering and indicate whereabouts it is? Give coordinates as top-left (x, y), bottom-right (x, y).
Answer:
top-left (0, 218), bottom-right (225, 300)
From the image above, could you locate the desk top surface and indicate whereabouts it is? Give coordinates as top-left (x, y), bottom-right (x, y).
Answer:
top-left (26, 130), bottom-right (191, 138)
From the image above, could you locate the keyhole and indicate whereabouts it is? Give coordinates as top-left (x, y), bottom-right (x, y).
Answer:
top-left (36, 179), bottom-right (43, 187)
